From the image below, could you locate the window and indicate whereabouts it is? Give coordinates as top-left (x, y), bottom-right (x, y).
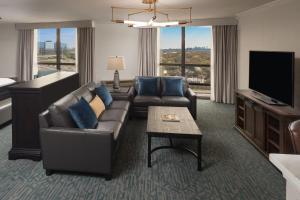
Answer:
top-left (160, 26), bottom-right (212, 95)
top-left (35, 28), bottom-right (77, 78)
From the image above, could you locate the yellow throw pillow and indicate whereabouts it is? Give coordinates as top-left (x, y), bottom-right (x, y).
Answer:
top-left (89, 95), bottom-right (105, 118)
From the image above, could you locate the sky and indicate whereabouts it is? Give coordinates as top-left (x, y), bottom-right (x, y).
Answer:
top-left (160, 26), bottom-right (212, 49)
top-left (38, 28), bottom-right (76, 48)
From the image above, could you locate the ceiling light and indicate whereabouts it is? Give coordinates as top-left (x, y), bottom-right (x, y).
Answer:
top-left (111, 0), bottom-right (192, 28)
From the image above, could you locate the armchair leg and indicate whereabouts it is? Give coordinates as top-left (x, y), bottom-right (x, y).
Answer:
top-left (45, 169), bottom-right (53, 176)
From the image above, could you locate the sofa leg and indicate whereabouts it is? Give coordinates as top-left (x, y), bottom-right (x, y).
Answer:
top-left (105, 174), bottom-right (112, 181)
top-left (45, 169), bottom-right (53, 176)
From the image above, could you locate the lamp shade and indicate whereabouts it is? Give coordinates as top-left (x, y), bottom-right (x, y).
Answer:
top-left (107, 56), bottom-right (125, 70)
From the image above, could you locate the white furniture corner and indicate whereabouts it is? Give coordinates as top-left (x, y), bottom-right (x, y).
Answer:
top-left (269, 154), bottom-right (300, 200)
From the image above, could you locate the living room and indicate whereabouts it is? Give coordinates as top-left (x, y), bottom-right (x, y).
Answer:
top-left (0, 0), bottom-right (300, 199)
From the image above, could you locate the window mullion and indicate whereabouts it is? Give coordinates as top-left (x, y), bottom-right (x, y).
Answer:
top-left (181, 27), bottom-right (185, 77)
top-left (56, 28), bottom-right (61, 71)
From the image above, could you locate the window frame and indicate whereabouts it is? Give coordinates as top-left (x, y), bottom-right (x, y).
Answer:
top-left (37, 28), bottom-right (76, 71)
top-left (160, 26), bottom-right (211, 86)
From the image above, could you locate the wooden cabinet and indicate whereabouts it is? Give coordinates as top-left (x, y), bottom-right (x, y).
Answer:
top-left (235, 90), bottom-right (300, 156)
top-left (253, 105), bottom-right (265, 150)
top-left (9, 72), bottom-right (79, 161)
top-left (244, 101), bottom-right (255, 139)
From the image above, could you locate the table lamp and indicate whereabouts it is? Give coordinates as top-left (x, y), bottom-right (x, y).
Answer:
top-left (107, 56), bottom-right (125, 89)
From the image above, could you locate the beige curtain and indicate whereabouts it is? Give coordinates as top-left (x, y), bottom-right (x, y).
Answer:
top-left (212, 25), bottom-right (238, 104)
top-left (138, 28), bottom-right (157, 76)
top-left (17, 29), bottom-right (34, 81)
top-left (77, 27), bottom-right (95, 85)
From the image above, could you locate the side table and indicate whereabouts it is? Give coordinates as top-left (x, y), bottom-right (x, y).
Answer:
top-left (107, 86), bottom-right (131, 101)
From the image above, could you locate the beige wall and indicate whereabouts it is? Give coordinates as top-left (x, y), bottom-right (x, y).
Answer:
top-left (0, 23), bottom-right (18, 77)
top-left (94, 23), bottom-right (139, 82)
top-left (237, 0), bottom-right (300, 108)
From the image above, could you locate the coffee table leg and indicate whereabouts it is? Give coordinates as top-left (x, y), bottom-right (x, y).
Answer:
top-left (197, 137), bottom-right (202, 171)
top-left (148, 135), bottom-right (151, 168)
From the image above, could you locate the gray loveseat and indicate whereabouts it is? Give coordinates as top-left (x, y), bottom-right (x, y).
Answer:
top-left (39, 82), bottom-right (130, 180)
top-left (130, 76), bottom-right (197, 119)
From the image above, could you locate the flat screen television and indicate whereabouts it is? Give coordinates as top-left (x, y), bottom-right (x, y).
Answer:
top-left (249, 51), bottom-right (295, 106)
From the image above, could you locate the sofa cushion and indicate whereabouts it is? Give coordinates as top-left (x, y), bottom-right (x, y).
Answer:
top-left (161, 78), bottom-right (184, 96)
top-left (72, 86), bottom-right (94, 102)
top-left (161, 96), bottom-right (190, 107)
top-left (96, 121), bottom-right (122, 140)
top-left (99, 109), bottom-right (127, 122)
top-left (110, 100), bottom-right (130, 111)
top-left (133, 96), bottom-right (162, 107)
top-left (134, 76), bottom-right (160, 95)
top-left (161, 76), bottom-right (188, 95)
top-left (137, 77), bottom-right (159, 96)
top-left (89, 95), bottom-right (106, 118)
top-left (49, 94), bottom-right (78, 128)
top-left (68, 97), bottom-right (98, 129)
top-left (95, 85), bottom-right (113, 108)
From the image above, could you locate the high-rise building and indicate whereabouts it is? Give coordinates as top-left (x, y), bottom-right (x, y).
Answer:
top-left (45, 40), bottom-right (55, 49)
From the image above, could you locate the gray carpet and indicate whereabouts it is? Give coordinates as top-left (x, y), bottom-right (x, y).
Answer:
top-left (0, 100), bottom-right (285, 200)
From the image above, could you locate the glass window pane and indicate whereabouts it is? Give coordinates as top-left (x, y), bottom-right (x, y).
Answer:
top-left (37, 28), bottom-right (57, 63)
top-left (185, 26), bottom-right (211, 65)
top-left (36, 64), bottom-right (58, 78)
top-left (60, 28), bottom-right (76, 67)
top-left (185, 66), bottom-right (210, 84)
top-left (60, 65), bottom-right (77, 72)
top-left (160, 65), bottom-right (182, 76)
top-left (60, 28), bottom-right (76, 72)
top-left (37, 28), bottom-right (57, 77)
top-left (186, 66), bottom-right (211, 95)
top-left (160, 27), bottom-right (181, 64)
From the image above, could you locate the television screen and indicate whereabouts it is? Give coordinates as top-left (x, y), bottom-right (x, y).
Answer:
top-left (249, 51), bottom-right (294, 106)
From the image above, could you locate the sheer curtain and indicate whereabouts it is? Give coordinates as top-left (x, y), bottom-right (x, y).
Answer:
top-left (212, 25), bottom-right (238, 104)
top-left (77, 27), bottom-right (95, 85)
top-left (17, 29), bottom-right (34, 81)
top-left (138, 28), bottom-right (157, 76)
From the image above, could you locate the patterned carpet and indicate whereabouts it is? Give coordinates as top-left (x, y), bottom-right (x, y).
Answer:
top-left (0, 100), bottom-right (285, 200)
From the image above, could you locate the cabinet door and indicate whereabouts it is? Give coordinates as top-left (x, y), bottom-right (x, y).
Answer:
top-left (245, 101), bottom-right (255, 138)
top-left (253, 105), bottom-right (265, 150)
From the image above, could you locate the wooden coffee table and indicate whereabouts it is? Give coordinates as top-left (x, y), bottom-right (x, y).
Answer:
top-left (146, 106), bottom-right (202, 171)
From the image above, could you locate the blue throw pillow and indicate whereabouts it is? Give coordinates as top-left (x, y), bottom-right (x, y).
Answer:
top-left (138, 77), bottom-right (158, 96)
top-left (95, 85), bottom-right (113, 107)
top-left (68, 97), bottom-right (98, 129)
top-left (162, 78), bottom-right (184, 96)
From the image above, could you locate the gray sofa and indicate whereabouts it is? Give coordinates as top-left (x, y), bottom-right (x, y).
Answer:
top-left (39, 82), bottom-right (130, 180)
top-left (130, 76), bottom-right (197, 119)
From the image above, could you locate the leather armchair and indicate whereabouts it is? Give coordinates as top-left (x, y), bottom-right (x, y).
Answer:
top-left (289, 120), bottom-right (300, 154)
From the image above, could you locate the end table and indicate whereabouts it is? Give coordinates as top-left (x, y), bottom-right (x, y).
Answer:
top-left (107, 86), bottom-right (131, 101)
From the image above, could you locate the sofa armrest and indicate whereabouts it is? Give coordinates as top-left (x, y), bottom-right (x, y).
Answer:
top-left (128, 86), bottom-right (136, 100)
top-left (128, 86), bottom-right (136, 96)
top-left (40, 127), bottom-right (114, 175)
top-left (39, 110), bottom-right (52, 128)
top-left (186, 88), bottom-right (197, 119)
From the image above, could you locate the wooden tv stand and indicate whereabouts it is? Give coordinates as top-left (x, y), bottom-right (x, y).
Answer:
top-left (235, 90), bottom-right (300, 156)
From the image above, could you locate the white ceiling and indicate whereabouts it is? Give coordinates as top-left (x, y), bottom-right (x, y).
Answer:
top-left (0, 0), bottom-right (275, 23)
